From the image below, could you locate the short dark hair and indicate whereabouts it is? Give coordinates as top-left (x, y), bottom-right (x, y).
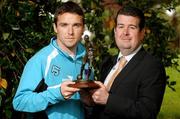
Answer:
top-left (115, 6), bottom-right (145, 30)
top-left (54, 1), bottom-right (84, 25)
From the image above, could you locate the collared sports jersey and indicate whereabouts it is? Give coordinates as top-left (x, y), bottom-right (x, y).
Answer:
top-left (13, 37), bottom-right (89, 119)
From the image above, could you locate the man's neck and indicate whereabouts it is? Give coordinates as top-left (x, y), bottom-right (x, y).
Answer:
top-left (120, 45), bottom-right (142, 56)
top-left (57, 40), bottom-right (77, 56)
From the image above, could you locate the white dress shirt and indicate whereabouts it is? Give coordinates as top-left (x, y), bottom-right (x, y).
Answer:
top-left (104, 45), bottom-right (142, 86)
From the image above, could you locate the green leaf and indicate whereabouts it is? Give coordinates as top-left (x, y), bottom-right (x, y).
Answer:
top-left (2, 33), bottom-right (10, 40)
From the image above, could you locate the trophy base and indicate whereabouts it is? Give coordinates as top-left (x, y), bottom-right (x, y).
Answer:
top-left (69, 80), bottom-right (99, 89)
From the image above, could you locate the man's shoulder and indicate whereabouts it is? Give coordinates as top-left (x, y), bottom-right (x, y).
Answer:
top-left (28, 44), bottom-right (55, 63)
top-left (140, 49), bottom-right (164, 68)
top-left (101, 54), bottom-right (117, 67)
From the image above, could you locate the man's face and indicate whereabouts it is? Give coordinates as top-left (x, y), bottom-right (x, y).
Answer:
top-left (114, 15), bottom-right (145, 55)
top-left (54, 13), bottom-right (84, 53)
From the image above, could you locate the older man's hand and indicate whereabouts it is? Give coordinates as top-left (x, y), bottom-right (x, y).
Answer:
top-left (91, 81), bottom-right (109, 105)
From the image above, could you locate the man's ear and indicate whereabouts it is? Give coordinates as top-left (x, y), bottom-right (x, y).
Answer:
top-left (53, 23), bottom-right (57, 33)
top-left (114, 28), bottom-right (116, 34)
top-left (82, 26), bottom-right (85, 36)
top-left (140, 28), bottom-right (145, 42)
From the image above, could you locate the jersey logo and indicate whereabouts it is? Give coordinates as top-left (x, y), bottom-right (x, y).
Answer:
top-left (51, 65), bottom-right (60, 76)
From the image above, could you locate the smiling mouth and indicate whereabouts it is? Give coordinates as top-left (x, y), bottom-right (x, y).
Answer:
top-left (122, 38), bottom-right (131, 41)
top-left (66, 38), bottom-right (74, 39)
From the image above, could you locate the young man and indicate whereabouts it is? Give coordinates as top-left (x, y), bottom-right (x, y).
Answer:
top-left (13, 1), bottom-right (87, 119)
top-left (91, 6), bottom-right (166, 119)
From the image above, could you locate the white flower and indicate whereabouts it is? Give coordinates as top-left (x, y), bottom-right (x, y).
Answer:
top-left (61, 0), bottom-right (69, 2)
top-left (82, 30), bottom-right (92, 39)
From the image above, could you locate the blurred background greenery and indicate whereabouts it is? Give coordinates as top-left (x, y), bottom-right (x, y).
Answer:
top-left (0, 0), bottom-right (180, 119)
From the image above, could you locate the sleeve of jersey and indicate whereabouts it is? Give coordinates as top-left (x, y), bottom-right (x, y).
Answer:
top-left (12, 56), bottom-right (65, 112)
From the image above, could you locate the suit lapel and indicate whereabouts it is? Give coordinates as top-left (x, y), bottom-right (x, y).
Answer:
top-left (100, 55), bottom-right (117, 82)
top-left (110, 48), bottom-right (146, 92)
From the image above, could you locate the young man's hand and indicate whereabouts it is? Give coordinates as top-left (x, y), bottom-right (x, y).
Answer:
top-left (61, 80), bottom-right (80, 100)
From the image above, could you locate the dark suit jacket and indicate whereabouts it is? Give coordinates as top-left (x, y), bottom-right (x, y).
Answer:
top-left (92, 48), bottom-right (166, 119)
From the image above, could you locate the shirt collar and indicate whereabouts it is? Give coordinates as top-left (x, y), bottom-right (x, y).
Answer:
top-left (117, 45), bottom-right (142, 62)
top-left (50, 37), bottom-right (86, 60)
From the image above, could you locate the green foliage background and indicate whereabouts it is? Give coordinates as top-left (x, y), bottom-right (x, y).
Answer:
top-left (0, 0), bottom-right (179, 118)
